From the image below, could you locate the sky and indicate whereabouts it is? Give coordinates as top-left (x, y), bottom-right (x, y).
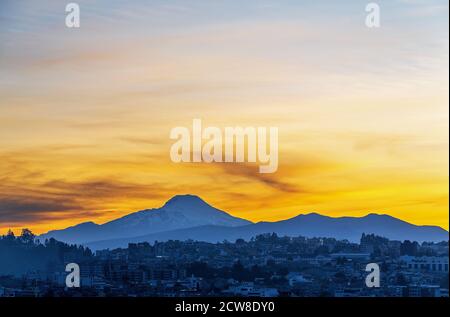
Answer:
top-left (0, 0), bottom-right (448, 234)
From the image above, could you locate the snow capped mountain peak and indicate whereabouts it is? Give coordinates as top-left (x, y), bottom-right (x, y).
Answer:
top-left (159, 194), bottom-right (251, 226)
top-left (162, 194), bottom-right (210, 211)
top-left (40, 194), bottom-right (251, 245)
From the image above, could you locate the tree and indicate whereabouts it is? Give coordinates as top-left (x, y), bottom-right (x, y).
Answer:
top-left (231, 261), bottom-right (247, 281)
top-left (334, 271), bottom-right (347, 283)
top-left (6, 229), bottom-right (15, 239)
top-left (396, 273), bottom-right (407, 286)
top-left (20, 228), bottom-right (35, 244)
top-left (277, 267), bottom-right (289, 277)
top-left (400, 240), bottom-right (418, 256)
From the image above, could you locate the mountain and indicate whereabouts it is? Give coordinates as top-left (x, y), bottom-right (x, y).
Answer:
top-left (40, 195), bottom-right (448, 250)
top-left (39, 195), bottom-right (251, 244)
top-left (84, 212), bottom-right (449, 251)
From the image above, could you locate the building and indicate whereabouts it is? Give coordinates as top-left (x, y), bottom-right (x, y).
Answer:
top-left (330, 253), bottom-right (371, 261)
top-left (400, 256), bottom-right (449, 273)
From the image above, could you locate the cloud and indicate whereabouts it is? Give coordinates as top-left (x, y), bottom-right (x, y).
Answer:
top-left (0, 174), bottom-right (170, 226)
top-left (41, 179), bottom-right (166, 200)
top-left (119, 136), bottom-right (165, 146)
top-left (218, 163), bottom-right (301, 193)
top-left (0, 196), bottom-right (82, 223)
top-left (351, 133), bottom-right (414, 154)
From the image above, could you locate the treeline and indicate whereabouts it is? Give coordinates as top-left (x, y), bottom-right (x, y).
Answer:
top-left (361, 233), bottom-right (448, 256)
top-left (0, 229), bottom-right (93, 276)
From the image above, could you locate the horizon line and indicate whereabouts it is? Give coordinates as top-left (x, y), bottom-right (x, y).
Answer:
top-left (27, 194), bottom-right (448, 235)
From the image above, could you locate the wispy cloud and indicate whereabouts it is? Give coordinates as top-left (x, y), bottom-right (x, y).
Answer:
top-left (219, 163), bottom-right (300, 193)
top-left (0, 0), bottom-right (448, 232)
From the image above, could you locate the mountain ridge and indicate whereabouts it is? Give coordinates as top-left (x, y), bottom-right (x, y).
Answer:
top-left (39, 195), bottom-right (449, 249)
top-left (84, 214), bottom-right (449, 251)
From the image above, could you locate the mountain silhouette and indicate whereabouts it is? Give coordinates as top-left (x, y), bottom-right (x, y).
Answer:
top-left (39, 195), bottom-right (251, 244)
top-left (39, 195), bottom-right (449, 249)
top-left (84, 212), bottom-right (449, 251)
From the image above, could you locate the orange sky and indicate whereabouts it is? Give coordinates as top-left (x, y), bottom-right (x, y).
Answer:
top-left (0, 1), bottom-right (448, 234)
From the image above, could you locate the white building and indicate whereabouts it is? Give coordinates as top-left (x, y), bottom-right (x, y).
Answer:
top-left (400, 256), bottom-right (449, 273)
top-left (287, 272), bottom-right (311, 286)
top-left (330, 253), bottom-right (371, 261)
top-left (226, 282), bottom-right (279, 297)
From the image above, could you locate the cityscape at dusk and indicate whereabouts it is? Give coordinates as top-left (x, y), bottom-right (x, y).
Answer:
top-left (0, 0), bottom-right (448, 305)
